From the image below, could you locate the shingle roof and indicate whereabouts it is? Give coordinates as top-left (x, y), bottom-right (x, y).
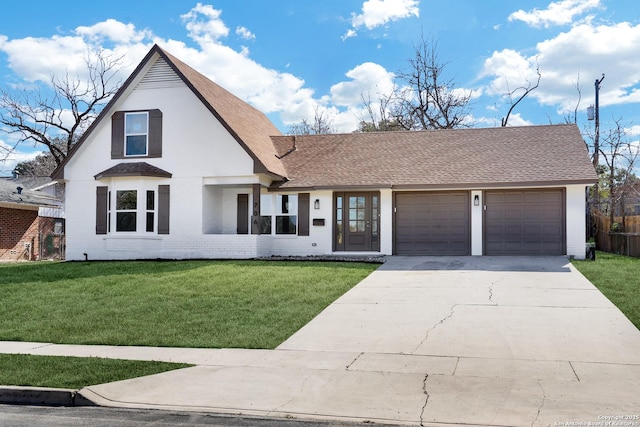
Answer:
top-left (271, 124), bottom-right (597, 189)
top-left (94, 162), bottom-right (172, 180)
top-left (0, 179), bottom-right (62, 208)
top-left (52, 45), bottom-right (287, 180)
top-left (158, 48), bottom-right (287, 178)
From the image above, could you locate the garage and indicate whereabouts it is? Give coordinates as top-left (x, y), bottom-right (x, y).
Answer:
top-left (394, 191), bottom-right (470, 255)
top-left (484, 189), bottom-right (565, 255)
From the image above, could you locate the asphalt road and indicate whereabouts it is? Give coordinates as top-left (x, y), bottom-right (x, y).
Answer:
top-left (0, 405), bottom-right (390, 427)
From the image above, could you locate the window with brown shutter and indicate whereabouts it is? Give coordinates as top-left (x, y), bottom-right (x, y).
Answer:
top-left (111, 109), bottom-right (162, 159)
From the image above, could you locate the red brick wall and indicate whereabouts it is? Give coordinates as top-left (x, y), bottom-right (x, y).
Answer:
top-left (0, 206), bottom-right (40, 261)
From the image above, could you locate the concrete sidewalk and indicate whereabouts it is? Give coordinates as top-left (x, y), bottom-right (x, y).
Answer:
top-left (2, 256), bottom-right (640, 426)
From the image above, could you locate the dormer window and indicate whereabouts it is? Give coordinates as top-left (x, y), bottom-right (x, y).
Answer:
top-left (125, 112), bottom-right (149, 156)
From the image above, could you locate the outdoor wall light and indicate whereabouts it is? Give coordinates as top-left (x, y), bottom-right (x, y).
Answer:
top-left (474, 195), bottom-right (480, 206)
top-left (314, 199), bottom-right (320, 209)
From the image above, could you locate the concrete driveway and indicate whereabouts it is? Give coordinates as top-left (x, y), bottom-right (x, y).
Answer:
top-left (45, 256), bottom-right (640, 426)
top-left (277, 256), bottom-right (640, 424)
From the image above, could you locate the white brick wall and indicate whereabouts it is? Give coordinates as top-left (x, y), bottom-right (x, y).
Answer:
top-left (566, 184), bottom-right (588, 259)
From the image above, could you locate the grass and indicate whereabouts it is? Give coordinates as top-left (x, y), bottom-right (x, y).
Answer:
top-left (0, 354), bottom-right (190, 389)
top-left (571, 251), bottom-right (640, 330)
top-left (0, 260), bottom-right (378, 349)
top-left (0, 259), bottom-right (376, 388)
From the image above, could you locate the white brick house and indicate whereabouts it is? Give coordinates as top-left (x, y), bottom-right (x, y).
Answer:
top-left (52, 45), bottom-right (597, 260)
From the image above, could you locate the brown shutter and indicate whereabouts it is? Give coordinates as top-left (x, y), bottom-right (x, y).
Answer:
top-left (148, 109), bottom-right (163, 158)
top-left (96, 186), bottom-right (108, 234)
top-left (111, 112), bottom-right (125, 159)
top-left (298, 193), bottom-right (310, 236)
top-left (237, 194), bottom-right (249, 234)
top-left (158, 185), bottom-right (170, 234)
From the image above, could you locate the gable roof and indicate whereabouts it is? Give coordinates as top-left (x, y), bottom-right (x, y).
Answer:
top-left (271, 124), bottom-right (597, 190)
top-left (52, 45), bottom-right (286, 180)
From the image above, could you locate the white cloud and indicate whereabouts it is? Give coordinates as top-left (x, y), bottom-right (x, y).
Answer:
top-left (180, 3), bottom-right (229, 43)
top-left (508, 0), bottom-right (602, 28)
top-left (322, 62), bottom-right (396, 131)
top-left (627, 125), bottom-right (640, 137)
top-left (344, 0), bottom-right (419, 39)
top-left (341, 29), bottom-right (357, 41)
top-left (0, 138), bottom-right (41, 175)
top-left (328, 62), bottom-right (395, 107)
top-left (481, 21), bottom-right (640, 116)
top-left (235, 26), bottom-right (255, 41)
top-left (75, 19), bottom-right (151, 44)
top-left (0, 4), bottom-right (324, 135)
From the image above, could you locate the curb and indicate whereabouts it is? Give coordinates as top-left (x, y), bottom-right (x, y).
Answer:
top-left (0, 386), bottom-right (97, 406)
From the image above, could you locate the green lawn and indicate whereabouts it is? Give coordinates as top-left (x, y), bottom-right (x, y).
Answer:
top-left (572, 251), bottom-right (640, 330)
top-left (0, 260), bottom-right (378, 349)
top-left (0, 354), bottom-right (190, 389)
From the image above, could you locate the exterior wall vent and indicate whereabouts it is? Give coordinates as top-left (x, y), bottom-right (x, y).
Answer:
top-left (136, 58), bottom-right (185, 90)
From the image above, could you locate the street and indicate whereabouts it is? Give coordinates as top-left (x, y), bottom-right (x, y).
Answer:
top-left (0, 405), bottom-right (389, 427)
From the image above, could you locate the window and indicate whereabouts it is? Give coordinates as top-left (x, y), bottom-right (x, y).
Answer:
top-left (259, 194), bottom-right (272, 234)
top-left (53, 219), bottom-right (64, 235)
top-left (125, 112), bottom-right (148, 156)
top-left (112, 110), bottom-right (163, 159)
top-left (258, 194), bottom-right (298, 234)
top-left (108, 190), bottom-right (112, 232)
top-left (348, 196), bottom-right (366, 232)
top-left (116, 190), bottom-right (137, 232)
top-left (276, 194), bottom-right (297, 234)
top-left (96, 185), bottom-right (169, 235)
top-left (335, 195), bottom-right (343, 246)
top-left (146, 190), bottom-right (155, 232)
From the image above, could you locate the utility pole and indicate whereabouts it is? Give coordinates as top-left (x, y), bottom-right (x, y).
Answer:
top-left (593, 74), bottom-right (605, 168)
top-left (588, 74), bottom-right (605, 213)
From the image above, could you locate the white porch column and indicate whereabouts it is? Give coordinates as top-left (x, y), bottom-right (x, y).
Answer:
top-left (380, 189), bottom-right (393, 255)
top-left (471, 190), bottom-right (483, 256)
top-left (566, 185), bottom-right (588, 259)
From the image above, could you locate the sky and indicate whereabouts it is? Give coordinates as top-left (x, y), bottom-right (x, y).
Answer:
top-left (1, 0), bottom-right (639, 175)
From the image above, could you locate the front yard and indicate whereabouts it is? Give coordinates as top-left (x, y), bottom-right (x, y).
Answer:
top-left (571, 251), bottom-right (640, 330)
top-left (2, 254), bottom-right (637, 390)
top-left (0, 259), bottom-right (377, 388)
top-left (0, 260), bottom-right (378, 349)
top-left (0, 354), bottom-right (190, 389)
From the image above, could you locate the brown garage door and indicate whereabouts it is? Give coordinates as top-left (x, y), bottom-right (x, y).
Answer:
top-left (484, 189), bottom-right (565, 255)
top-left (394, 192), bottom-right (470, 255)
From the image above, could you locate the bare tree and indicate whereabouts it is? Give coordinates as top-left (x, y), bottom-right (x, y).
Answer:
top-left (393, 35), bottom-right (472, 130)
top-left (0, 48), bottom-right (124, 167)
top-left (287, 106), bottom-right (334, 135)
top-left (500, 61), bottom-right (541, 127)
top-left (563, 75), bottom-right (582, 125)
top-left (598, 119), bottom-right (639, 231)
top-left (356, 91), bottom-right (403, 132)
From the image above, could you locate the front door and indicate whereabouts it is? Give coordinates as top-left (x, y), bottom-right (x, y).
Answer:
top-left (334, 192), bottom-right (379, 252)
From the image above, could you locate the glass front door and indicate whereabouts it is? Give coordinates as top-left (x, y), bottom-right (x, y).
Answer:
top-left (334, 192), bottom-right (379, 251)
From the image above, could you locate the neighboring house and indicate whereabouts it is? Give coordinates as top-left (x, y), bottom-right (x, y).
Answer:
top-left (52, 45), bottom-right (597, 261)
top-left (0, 178), bottom-right (64, 261)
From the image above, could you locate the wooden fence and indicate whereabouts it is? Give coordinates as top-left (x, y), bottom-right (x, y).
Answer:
top-left (593, 214), bottom-right (640, 258)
